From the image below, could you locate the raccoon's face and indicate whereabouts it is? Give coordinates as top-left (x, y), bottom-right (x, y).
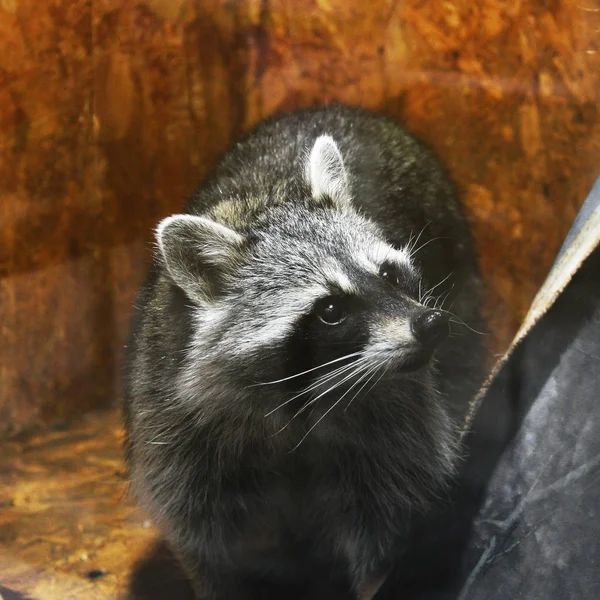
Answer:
top-left (156, 135), bottom-right (449, 414)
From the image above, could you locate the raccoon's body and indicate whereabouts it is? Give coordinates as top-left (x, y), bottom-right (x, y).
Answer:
top-left (123, 106), bottom-right (485, 599)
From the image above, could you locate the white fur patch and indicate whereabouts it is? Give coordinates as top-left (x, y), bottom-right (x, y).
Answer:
top-left (232, 315), bottom-right (296, 351)
top-left (368, 241), bottom-right (412, 267)
top-left (356, 241), bottom-right (413, 276)
top-left (364, 317), bottom-right (417, 367)
top-left (378, 318), bottom-right (415, 344)
top-left (222, 283), bottom-right (330, 356)
top-left (321, 264), bottom-right (357, 295)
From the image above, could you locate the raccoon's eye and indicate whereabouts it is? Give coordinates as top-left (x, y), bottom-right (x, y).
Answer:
top-left (314, 296), bottom-right (347, 325)
top-left (379, 262), bottom-right (401, 286)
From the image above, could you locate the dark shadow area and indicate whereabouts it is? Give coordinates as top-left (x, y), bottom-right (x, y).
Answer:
top-left (125, 540), bottom-right (352, 600)
top-left (125, 540), bottom-right (195, 600)
top-left (0, 585), bottom-right (33, 600)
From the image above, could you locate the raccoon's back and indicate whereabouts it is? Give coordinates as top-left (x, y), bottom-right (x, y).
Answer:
top-left (187, 106), bottom-right (455, 218)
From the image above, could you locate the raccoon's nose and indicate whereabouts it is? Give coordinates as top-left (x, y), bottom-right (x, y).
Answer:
top-left (411, 310), bottom-right (449, 349)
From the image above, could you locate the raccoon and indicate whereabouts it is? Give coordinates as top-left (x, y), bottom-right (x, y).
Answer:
top-left (123, 105), bottom-right (486, 600)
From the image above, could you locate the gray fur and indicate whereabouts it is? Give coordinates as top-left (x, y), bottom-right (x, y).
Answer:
top-left (123, 105), bottom-right (486, 599)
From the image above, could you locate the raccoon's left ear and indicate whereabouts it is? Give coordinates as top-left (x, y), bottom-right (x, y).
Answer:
top-left (307, 135), bottom-right (351, 206)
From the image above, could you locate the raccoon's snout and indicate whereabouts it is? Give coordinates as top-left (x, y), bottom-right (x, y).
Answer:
top-left (395, 310), bottom-right (450, 372)
top-left (411, 310), bottom-right (449, 350)
top-left (369, 309), bottom-right (449, 372)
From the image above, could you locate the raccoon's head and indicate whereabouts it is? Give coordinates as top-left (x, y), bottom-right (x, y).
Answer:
top-left (156, 135), bottom-right (451, 427)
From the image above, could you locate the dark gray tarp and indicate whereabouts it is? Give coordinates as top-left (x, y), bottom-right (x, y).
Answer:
top-left (456, 175), bottom-right (600, 600)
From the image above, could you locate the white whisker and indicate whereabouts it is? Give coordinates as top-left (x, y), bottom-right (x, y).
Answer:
top-left (352, 364), bottom-right (389, 410)
top-left (421, 272), bottom-right (453, 301)
top-left (271, 358), bottom-right (374, 436)
top-left (412, 235), bottom-right (446, 257)
top-left (251, 352), bottom-right (363, 387)
top-left (289, 361), bottom-right (383, 451)
top-left (445, 314), bottom-right (487, 335)
top-left (298, 359), bottom-right (372, 414)
top-left (436, 286), bottom-right (455, 310)
top-left (343, 361), bottom-right (385, 414)
top-left (263, 357), bottom-right (369, 418)
top-left (407, 223), bottom-right (431, 259)
top-left (310, 356), bottom-right (367, 387)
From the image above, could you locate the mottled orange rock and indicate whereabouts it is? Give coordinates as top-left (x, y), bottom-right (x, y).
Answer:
top-left (1, 0), bottom-right (599, 435)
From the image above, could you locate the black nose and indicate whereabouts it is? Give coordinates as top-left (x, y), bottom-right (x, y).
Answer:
top-left (411, 310), bottom-right (449, 348)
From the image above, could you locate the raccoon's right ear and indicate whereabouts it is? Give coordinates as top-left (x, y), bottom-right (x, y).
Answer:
top-left (155, 214), bottom-right (246, 304)
top-left (307, 135), bottom-right (351, 207)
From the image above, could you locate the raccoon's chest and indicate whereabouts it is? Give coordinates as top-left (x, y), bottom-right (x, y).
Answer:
top-left (278, 445), bottom-right (403, 552)
top-left (228, 442), bottom-right (404, 581)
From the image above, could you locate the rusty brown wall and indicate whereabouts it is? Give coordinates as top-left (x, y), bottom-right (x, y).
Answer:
top-left (1, 0), bottom-right (599, 436)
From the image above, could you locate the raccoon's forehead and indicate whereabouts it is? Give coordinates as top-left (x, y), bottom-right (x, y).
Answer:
top-left (248, 208), bottom-right (414, 279)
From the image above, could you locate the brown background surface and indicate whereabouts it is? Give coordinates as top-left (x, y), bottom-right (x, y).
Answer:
top-left (1, 0), bottom-right (600, 436)
top-left (0, 409), bottom-right (157, 600)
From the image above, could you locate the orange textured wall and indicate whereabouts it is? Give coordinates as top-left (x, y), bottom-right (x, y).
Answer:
top-left (1, 0), bottom-right (599, 436)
